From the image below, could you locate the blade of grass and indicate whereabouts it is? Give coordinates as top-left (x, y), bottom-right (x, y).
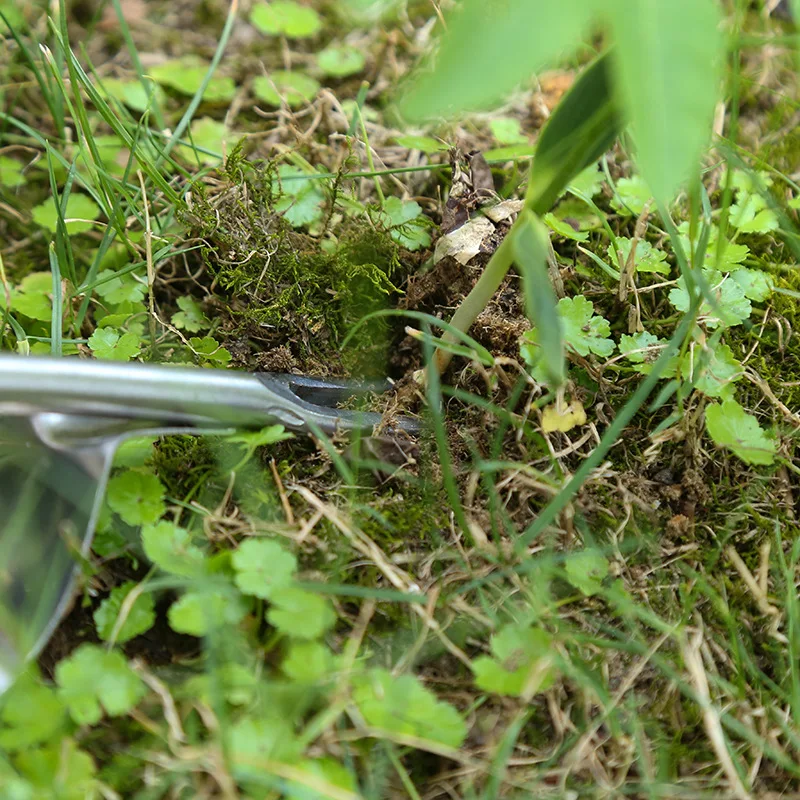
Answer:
top-left (160, 0), bottom-right (239, 163)
top-left (423, 323), bottom-right (472, 543)
top-left (48, 244), bottom-right (63, 357)
top-left (0, 11), bottom-right (65, 135)
top-left (515, 296), bottom-right (700, 552)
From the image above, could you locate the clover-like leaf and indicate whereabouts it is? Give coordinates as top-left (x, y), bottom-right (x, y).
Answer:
top-left (0, 156), bottom-right (25, 188)
top-left (171, 295), bottom-right (210, 333)
top-left (14, 738), bottom-right (96, 799)
top-left (376, 197), bottom-right (432, 251)
top-left (729, 267), bottom-right (773, 303)
top-left (167, 590), bottom-right (248, 636)
top-left (684, 341), bottom-right (742, 399)
top-left (556, 295), bottom-right (615, 357)
top-left (178, 117), bottom-right (230, 166)
top-left (31, 192), bottom-right (100, 234)
top-left (543, 212), bottom-right (588, 242)
top-left (227, 716), bottom-right (303, 771)
top-left (566, 162), bottom-right (603, 198)
top-left (273, 166), bottom-right (326, 228)
top-left (94, 581), bottom-right (156, 644)
top-left (565, 550), bottom-right (609, 596)
top-left (113, 435), bottom-right (156, 468)
top-left (393, 135), bottom-right (446, 154)
top-left (9, 272), bottom-right (52, 321)
top-left (353, 668), bottom-right (467, 748)
top-left (267, 588), bottom-right (336, 639)
top-left (0, 673), bottom-right (67, 750)
top-left (93, 269), bottom-right (147, 305)
top-left (282, 641), bottom-right (337, 683)
top-left (100, 77), bottom-right (164, 113)
top-left (149, 56), bottom-right (236, 102)
top-left (619, 331), bottom-right (665, 365)
top-left (106, 469), bottom-right (165, 526)
top-left (232, 538), bottom-right (297, 600)
top-left (56, 644), bottom-right (146, 725)
top-left (318, 44), bottom-right (366, 77)
top-left (250, 0), bottom-right (322, 37)
top-left (253, 72), bottom-right (321, 108)
top-left (142, 521), bottom-right (206, 577)
top-left (225, 424), bottom-right (293, 466)
top-left (189, 336), bottom-right (232, 364)
top-left (668, 269), bottom-right (752, 328)
top-left (608, 237), bottom-right (669, 274)
top-left (705, 399), bottom-right (776, 465)
top-left (88, 328), bottom-right (141, 361)
top-left (489, 117), bottom-right (528, 145)
top-left (283, 758), bottom-right (359, 800)
top-left (472, 624), bottom-right (558, 697)
top-left (729, 193), bottom-right (779, 234)
top-left (610, 175), bottom-right (652, 216)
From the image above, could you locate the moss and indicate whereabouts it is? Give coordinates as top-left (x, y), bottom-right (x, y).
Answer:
top-left (186, 155), bottom-right (408, 369)
top-left (148, 434), bottom-right (218, 503)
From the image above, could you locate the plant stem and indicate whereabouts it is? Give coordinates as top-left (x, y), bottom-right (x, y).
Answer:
top-left (433, 228), bottom-right (516, 373)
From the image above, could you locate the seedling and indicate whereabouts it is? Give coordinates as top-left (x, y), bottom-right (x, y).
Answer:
top-left (399, 0), bottom-right (725, 379)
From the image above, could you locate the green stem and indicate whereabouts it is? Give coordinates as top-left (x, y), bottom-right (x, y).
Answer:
top-left (433, 229), bottom-right (516, 373)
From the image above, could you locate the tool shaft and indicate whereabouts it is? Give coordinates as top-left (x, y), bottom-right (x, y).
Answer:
top-left (0, 356), bottom-right (383, 434)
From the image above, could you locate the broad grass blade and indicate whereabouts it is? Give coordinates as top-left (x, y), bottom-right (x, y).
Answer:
top-left (399, 0), bottom-right (602, 121)
top-left (513, 210), bottom-right (565, 387)
top-left (604, 0), bottom-right (723, 203)
top-left (526, 52), bottom-right (621, 214)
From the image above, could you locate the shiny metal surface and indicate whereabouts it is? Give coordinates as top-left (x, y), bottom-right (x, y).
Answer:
top-left (0, 355), bottom-right (398, 434)
top-left (0, 355), bottom-right (416, 690)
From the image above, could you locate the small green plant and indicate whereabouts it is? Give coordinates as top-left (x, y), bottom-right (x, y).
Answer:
top-left (472, 624), bottom-right (558, 698)
top-left (399, 0), bottom-right (724, 378)
top-left (55, 644), bottom-right (146, 725)
top-left (149, 56), bottom-right (237, 102)
top-left (250, 0), bottom-right (322, 38)
top-left (317, 44), bottom-right (366, 78)
top-left (253, 72), bottom-right (321, 108)
top-left (93, 581), bottom-right (156, 643)
top-left (106, 469), bottom-right (166, 526)
top-left (705, 399), bottom-right (776, 465)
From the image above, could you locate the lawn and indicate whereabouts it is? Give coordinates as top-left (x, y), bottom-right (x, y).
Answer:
top-left (1, 0), bottom-right (799, 797)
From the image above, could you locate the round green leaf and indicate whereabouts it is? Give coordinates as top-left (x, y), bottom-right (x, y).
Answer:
top-left (232, 538), bottom-right (297, 599)
top-left (250, 0), bottom-right (322, 37)
top-left (317, 44), bottom-right (366, 77)
top-left (353, 668), bottom-right (467, 748)
top-left (142, 521), bottom-right (206, 577)
top-left (31, 193), bottom-right (100, 234)
top-left (705, 400), bottom-right (776, 466)
top-left (106, 469), bottom-right (165, 526)
top-left (253, 72), bottom-right (320, 108)
top-left (267, 588), bottom-right (336, 639)
top-left (149, 56), bottom-right (235, 102)
top-left (94, 581), bottom-right (156, 644)
top-left (167, 590), bottom-right (248, 636)
top-left (55, 644), bottom-right (145, 725)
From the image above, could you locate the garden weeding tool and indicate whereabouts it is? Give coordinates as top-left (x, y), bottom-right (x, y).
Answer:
top-left (0, 355), bottom-right (415, 692)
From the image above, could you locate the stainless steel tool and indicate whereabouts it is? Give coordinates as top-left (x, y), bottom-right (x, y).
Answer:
top-left (0, 355), bottom-right (415, 691)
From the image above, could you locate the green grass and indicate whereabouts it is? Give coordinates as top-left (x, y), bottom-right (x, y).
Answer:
top-left (1, 0), bottom-right (800, 797)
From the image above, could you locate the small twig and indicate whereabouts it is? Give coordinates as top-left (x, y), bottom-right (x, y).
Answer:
top-left (726, 545), bottom-right (779, 617)
top-left (682, 629), bottom-right (752, 800)
top-left (269, 457), bottom-right (294, 525)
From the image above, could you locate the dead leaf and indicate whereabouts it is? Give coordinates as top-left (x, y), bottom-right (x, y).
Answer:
top-left (434, 216), bottom-right (496, 266)
top-left (541, 400), bottom-right (587, 433)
